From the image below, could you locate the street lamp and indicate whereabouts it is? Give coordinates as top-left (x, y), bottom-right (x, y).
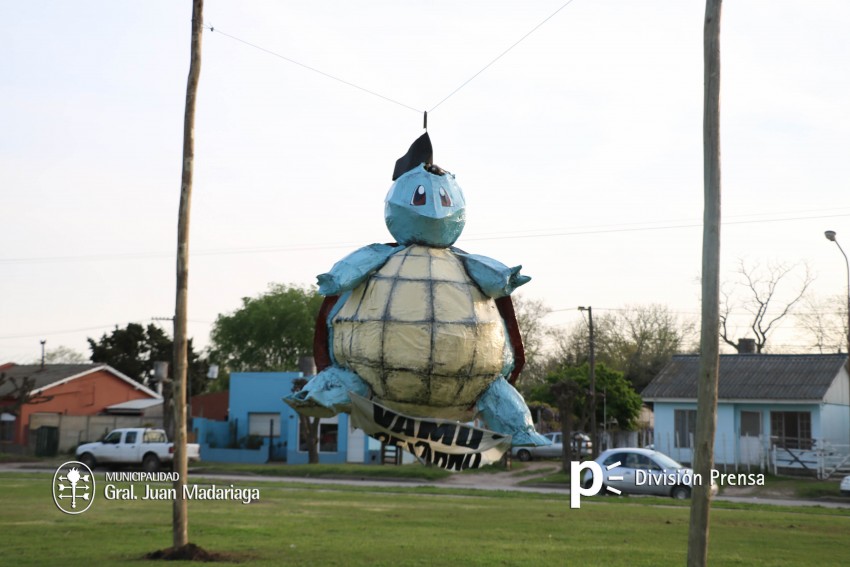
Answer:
top-left (824, 231), bottom-right (850, 358)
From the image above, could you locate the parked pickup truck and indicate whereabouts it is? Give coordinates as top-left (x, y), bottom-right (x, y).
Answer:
top-left (76, 428), bottom-right (200, 472)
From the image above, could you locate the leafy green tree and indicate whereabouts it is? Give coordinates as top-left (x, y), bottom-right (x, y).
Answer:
top-left (209, 284), bottom-right (323, 463)
top-left (87, 323), bottom-right (207, 395)
top-left (208, 283), bottom-right (323, 374)
top-left (530, 362), bottom-right (642, 469)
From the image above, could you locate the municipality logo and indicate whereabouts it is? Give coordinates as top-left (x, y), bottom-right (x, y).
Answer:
top-left (53, 461), bottom-right (95, 514)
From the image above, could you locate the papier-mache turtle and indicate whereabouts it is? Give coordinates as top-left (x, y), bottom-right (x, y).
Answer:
top-left (285, 133), bottom-right (549, 448)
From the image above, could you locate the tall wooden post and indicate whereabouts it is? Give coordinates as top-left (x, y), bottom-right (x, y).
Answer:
top-left (587, 307), bottom-right (597, 459)
top-left (688, 1), bottom-right (722, 566)
top-left (173, 0), bottom-right (203, 549)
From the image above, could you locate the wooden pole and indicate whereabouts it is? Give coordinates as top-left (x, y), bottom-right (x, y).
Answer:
top-left (173, 0), bottom-right (203, 549)
top-left (587, 307), bottom-right (597, 459)
top-left (688, 1), bottom-right (722, 566)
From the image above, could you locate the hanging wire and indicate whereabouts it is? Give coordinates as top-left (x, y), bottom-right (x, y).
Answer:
top-left (207, 26), bottom-right (421, 114)
top-left (428, 0), bottom-right (577, 112)
top-left (204, 0), bottom-right (578, 121)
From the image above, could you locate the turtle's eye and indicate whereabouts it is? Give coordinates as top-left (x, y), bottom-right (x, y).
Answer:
top-left (411, 185), bottom-right (426, 206)
top-left (439, 187), bottom-right (452, 207)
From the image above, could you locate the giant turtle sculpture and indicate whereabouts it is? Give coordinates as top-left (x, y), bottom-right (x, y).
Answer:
top-left (285, 133), bottom-right (548, 448)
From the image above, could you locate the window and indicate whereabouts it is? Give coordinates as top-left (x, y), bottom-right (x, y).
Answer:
top-left (143, 430), bottom-right (167, 443)
top-left (125, 431), bottom-right (137, 444)
top-left (248, 413), bottom-right (281, 437)
top-left (0, 413), bottom-right (15, 443)
top-left (299, 419), bottom-right (339, 453)
top-left (740, 411), bottom-right (761, 437)
top-left (603, 452), bottom-right (630, 468)
top-left (319, 423), bottom-right (338, 453)
top-left (770, 411), bottom-right (812, 450)
top-left (674, 409), bottom-right (697, 448)
top-left (632, 454), bottom-right (655, 470)
top-left (103, 431), bottom-right (122, 444)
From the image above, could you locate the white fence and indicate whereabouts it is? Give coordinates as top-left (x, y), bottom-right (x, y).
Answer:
top-left (771, 442), bottom-right (850, 479)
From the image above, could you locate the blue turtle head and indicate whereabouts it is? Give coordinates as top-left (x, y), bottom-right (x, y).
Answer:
top-left (384, 134), bottom-right (466, 247)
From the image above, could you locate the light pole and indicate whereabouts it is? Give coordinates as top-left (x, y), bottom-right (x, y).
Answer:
top-left (824, 231), bottom-right (850, 358)
top-left (825, 230), bottom-right (850, 460)
top-left (578, 306), bottom-right (597, 458)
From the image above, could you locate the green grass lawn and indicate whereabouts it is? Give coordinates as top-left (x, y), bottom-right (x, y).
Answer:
top-left (191, 461), bottom-right (453, 481)
top-left (3, 472), bottom-right (849, 566)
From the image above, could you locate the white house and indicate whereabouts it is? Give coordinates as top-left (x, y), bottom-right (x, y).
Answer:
top-left (642, 354), bottom-right (849, 477)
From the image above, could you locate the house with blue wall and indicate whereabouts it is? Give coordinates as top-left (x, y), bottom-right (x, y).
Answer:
top-left (642, 354), bottom-right (849, 475)
top-left (193, 371), bottom-right (378, 465)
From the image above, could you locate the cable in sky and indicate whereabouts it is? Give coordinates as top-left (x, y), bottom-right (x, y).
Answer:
top-left (207, 26), bottom-right (421, 114)
top-left (205, 0), bottom-right (578, 120)
top-left (428, 0), bottom-right (577, 112)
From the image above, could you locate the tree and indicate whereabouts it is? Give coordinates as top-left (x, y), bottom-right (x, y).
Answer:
top-left (720, 259), bottom-right (813, 353)
top-left (208, 283), bottom-right (323, 373)
top-left (554, 304), bottom-right (695, 392)
top-left (291, 378), bottom-right (320, 464)
top-left (38, 346), bottom-right (88, 364)
top-left (548, 374), bottom-right (581, 473)
top-left (87, 323), bottom-right (207, 395)
top-left (797, 294), bottom-right (848, 354)
top-left (0, 372), bottom-right (53, 418)
top-left (604, 305), bottom-right (696, 391)
top-left (529, 362), bottom-right (642, 471)
top-left (512, 294), bottom-right (555, 386)
top-left (209, 283), bottom-right (324, 464)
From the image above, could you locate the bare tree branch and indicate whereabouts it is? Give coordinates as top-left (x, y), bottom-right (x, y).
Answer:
top-left (0, 373), bottom-right (54, 415)
top-left (720, 259), bottom-right (813, 352)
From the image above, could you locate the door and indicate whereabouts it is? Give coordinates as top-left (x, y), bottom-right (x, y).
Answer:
top-left (739, 411), bottom-right (763, 466)
top-left (116, 430), bottom-right (141, 462)
top-left (346, 421), bottom-right (366, 463)
top-left (98, 430), bottom-right (124, 463)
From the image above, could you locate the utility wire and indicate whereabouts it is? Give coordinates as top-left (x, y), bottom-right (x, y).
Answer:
top-left (429, 0), bottom-right (577, 112)
top-left (205, 0), bottom-right (578, 118)
top-left (2, 210), bottom-right (849, 265)
top-left (207, 26), bottom-right (421, 114)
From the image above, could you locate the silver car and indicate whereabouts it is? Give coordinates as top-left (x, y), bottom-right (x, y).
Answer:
top-left (512, 432), bottom-right (592, 462)
top-left (582, 448), bottom-right (717, 499)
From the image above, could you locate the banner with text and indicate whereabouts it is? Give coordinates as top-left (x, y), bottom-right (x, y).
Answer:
top-left (350, 393), bottom-right (511, 471)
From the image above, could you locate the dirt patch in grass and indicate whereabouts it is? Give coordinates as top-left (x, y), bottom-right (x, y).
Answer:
top-left (144, 543), bottom-right (247, 562)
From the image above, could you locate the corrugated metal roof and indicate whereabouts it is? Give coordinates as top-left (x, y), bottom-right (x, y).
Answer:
top-left (106, 399), bottom-right (163, 411)
top-left (0, 364), bottom-right (101, 397)
top-left (642, 354), bottom-right (848, 401)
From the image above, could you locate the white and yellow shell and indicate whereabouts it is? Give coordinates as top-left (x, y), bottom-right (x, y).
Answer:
top-left (332, 245), bottom-right (509, 420)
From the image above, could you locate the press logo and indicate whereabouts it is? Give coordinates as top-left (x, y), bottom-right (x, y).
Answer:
top-left (570, 460), bottom-right (623, 509)
top-left (53, 461), bottom-right (95, 514)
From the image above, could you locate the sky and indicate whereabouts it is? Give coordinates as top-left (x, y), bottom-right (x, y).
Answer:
top-left (2, 1), bottom-right (850, 365)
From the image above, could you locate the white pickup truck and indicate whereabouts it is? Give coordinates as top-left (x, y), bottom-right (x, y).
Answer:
top-left (76, 428), bottom-right (200, 472)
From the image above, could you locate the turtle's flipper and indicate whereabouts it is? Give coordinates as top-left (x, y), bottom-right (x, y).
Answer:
top-left (476, 377), bottom-right (551, 447)
top-left (284, 367), bottom-right (370, 418)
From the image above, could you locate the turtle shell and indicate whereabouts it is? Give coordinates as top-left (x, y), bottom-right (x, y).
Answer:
top-left (332, 245), bottom-right (509, 420)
